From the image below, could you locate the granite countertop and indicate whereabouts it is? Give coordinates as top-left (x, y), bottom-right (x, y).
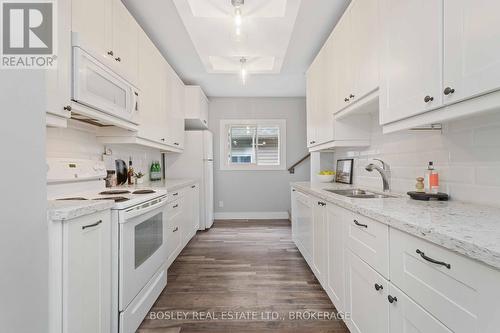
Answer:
top-left (291, 181), bottom-right (500, 270)
top-left (142, 178), bottom-right (199, 192)
top-left (47, 200), bottom-right (114, 221)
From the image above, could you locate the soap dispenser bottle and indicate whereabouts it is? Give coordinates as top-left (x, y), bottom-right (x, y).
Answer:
top-left (424, 162), bottom-right (439, 194)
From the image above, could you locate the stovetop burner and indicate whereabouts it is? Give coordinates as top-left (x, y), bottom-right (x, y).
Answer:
top-left (93, 197), bottom-right (130, 203)
top-left (99, 190), bottom-right (131, 195)
top-left (56, 197), bottom-right (88, 201)
top-left (133, 189), bottom-right (156, 194)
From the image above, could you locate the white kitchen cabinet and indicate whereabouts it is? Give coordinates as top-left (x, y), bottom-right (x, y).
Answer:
top-left (379, 0), bottom-right (443, 125)
top-left (312, 200), bottom-right (327, 286)
top-left (166, 197), bottom-right (183, 268)
top-left (166, 68), bottom-right (186, 150)
top-left (332, 13), bottom-right (353, 114)
top-left (443, 0), bottom-right (500, 105)
top-left (306, 52), bottom-right (325, 148)
top-left (325, 204), bottom-right (346, 313)
top-left (292, 190), bottom-right (314, 265)
top-left (111, 0), bottom-right (139, 85)
top-left (182, 184), bottom-right (200, 247)
top-left (72, 0), bottom-right (112, 61)
top-left (49, 210), bottom-right (112, 333)
top-left (185, 86), bottom-right (209, 130)
top-left (388, 283), bottom-right (453, 333)
top-left (46, 0), bottom-right (71, 127)
top-left (344, 249), bottom-right (389, 333)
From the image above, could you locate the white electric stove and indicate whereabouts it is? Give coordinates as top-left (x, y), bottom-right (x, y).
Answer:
top-left (47, 158), bottom-right (169, 333)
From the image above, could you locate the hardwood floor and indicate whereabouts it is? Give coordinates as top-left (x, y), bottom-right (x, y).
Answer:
top-left (137, 220), bottom-right (350, 333)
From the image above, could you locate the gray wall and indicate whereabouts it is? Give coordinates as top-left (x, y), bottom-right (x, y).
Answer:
top-left (0, 72), bottom-right (48, 332)
top-left (209, 98), bottom-right (310, 218)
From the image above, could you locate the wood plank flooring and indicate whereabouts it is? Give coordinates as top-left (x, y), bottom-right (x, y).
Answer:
top-left (137, 220), bottom-right (350, 333)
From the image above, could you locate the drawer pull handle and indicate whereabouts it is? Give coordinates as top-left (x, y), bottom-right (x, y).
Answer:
top-left (374, 283), bottom-right (383, 291)
top-left (82, 220), bottom-right (102, 230)
top-left (173, 192), bottom-right (179, 196)
top-left (416, 249), bottom-right (451, 269)
top-left (388, 295), bottom-right (398, 304)
top-left (173, 204), bottom-right (179, 208)
top-left (173, 227), bottom-right (179, 232)
top-left (191, 185), bottom-right (196, 188)
top-left (354, 220), bottom-right (368, 228)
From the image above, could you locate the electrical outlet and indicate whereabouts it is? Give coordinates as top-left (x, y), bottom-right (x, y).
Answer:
top-left (218, 201), bottom-right (224, 208)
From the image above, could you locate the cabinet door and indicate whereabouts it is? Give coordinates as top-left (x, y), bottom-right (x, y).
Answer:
top-left (344, 250), bottom-right (389, 333)
top-left (191, 184), bottom-right (200, 231)
top-left (444, 0), bottom-right (500, 105)
top-left (166, 68), bottom-right (185, 149)
top-left (350, 0), bottom-right (379, 101)
top-left (312, 202), bottom-right (327, 285)
top-left (291, 189), bottom-right (298, 242)
top-left (111, 0), bottom-right (139, 85)
top-left (333, 14), bottom-right (354, 113)
top-left (46, 0), bottom-right (71, 122)
top-left (64, 211), bottom-right (111, 333)
top-left (389, 284), bottom-right (453, 333)
top-left (138, 33), bottom-right (165, 143)
top-left (294, 191), bottom-right (313, 263)
top-left (325, 204), bottom-right (345, 312)
top-left (166, 200), bottom-right (182, 267)
top-left (306, 63), bottom-right (318, 147)
top-left (316, 38), bottom-right (335, 144)
top-left (72, 0), bottom-right (112, 60)
top-left (379, 0), bottom-right (443, 125)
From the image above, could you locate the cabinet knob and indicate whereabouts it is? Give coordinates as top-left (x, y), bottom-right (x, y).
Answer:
top-left (374, 283), bottom-right (383, 291)
top-left (115, 57), bottom-right (121, 62)
top-left (444, 87), bottom-right (455, 95)
top-left (63, 105), bottom-right (72, 111)
top-left (388, 295), bottom-right (398, 304)
top-left (349, 94), bottom-right (355, 99)
top-left (174, 142), bottom-right (180, 146)
top-left (344, 98), bottom-right (350, 102)
top-left (173, 226), bottom-right (179, 232)
top-left (424, 95), bottom-right (434, 103)
top-left (161, 138), bottom-right (165, 142)
top-left (107, 50), bottom-right (114, 56)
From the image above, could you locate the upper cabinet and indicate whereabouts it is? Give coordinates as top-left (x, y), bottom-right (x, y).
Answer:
top-left (381, 0), bottom-right (500, 132)
top-left (72, 0), bottom-right (138, 86)
top-left (306, 0), bottom-right (377, 151)
top-left (379, 0), bottom-right (443, 125)
top-left (166, 67), bottom-right (185, 150)
top-left (185, 86), bottom-right (209, 130)
top-left (46, 0), bottom-right (72, 127)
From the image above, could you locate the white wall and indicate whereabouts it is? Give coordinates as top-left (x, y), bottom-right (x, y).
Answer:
top-left (46, 121), bottom-right (162, 179)
top-left (0, 72), bottom-right (48, 332)
top-left (334, 112), bottom-right (500, 207)
top-left (209, 98), bottom-right (310, 219)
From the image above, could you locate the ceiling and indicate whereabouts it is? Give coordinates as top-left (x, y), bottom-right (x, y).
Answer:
top-left (122, 0), bottom-right (350, 97)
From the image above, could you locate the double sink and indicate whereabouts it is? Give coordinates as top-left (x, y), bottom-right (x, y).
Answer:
top-left (324, 188), bottom-right (398, 199)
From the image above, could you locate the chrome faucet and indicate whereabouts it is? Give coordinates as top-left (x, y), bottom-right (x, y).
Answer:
top-left (365, 159), bottom-right (391, 192)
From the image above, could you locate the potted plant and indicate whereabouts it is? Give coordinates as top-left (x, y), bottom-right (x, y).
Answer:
top-left (135, 172), bottom-right (145, 184)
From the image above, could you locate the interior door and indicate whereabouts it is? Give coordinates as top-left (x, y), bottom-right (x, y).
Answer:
top-left (443, 0), bottom-right (500, 104)
top-left (379, 0), bottom-right (443, 125)
top-left (111, 0), bottom-right (139, 85)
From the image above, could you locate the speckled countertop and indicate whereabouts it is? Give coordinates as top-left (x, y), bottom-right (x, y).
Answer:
top-left (143, 178), bottom-right (199, 192)
top-left (47, 200), bottom-right (114, 221)
top-left (292, 182), bottom-right (500, 270)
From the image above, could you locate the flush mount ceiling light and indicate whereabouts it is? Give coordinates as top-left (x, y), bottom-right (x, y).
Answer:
top-left (240, 57), bottom-right (247, 85)
top-left (231, 0), bottom-right (244, 37)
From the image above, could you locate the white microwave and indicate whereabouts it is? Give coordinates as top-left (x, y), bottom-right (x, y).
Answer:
top-left (72, 46), bottom-right (139, 127)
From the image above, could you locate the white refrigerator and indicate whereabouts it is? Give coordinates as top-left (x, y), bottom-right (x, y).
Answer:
top-left (166, 130), bottom-right (214, 230)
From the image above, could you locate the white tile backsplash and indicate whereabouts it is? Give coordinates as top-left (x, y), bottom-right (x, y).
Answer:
top-left (46, 120), bottom-right (162, 179)
top-left (334, 113), bottom-right (500, 207)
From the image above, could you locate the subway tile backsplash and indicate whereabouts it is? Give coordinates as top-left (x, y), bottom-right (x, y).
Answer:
top-left (46, 120), bottom-right (162, 179)
top-left (334, 112), bottom-right (500, 207)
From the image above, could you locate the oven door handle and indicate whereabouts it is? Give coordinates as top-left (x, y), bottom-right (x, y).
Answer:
top-left (124, 195), bottom-right (168, 219)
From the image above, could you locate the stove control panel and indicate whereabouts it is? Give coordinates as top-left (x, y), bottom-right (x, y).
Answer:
top-left (47, 158), bottom-right (107, 183)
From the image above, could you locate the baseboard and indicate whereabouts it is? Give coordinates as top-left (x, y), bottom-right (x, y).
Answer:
top-left (214, 211), bottom-right (290, 220)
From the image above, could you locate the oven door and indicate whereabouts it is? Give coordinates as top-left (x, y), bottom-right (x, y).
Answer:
top-left (119, 196), bottom-right (168, 310)
top-left (72, 47), bottom-right (139, 124)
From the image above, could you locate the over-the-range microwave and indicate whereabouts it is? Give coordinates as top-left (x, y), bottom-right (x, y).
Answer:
top-left (71, 34), bottom-right (139, 129)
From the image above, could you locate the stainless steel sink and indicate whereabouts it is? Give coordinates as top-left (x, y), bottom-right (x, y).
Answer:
top-left (324, 188), bottom-right (397, 199)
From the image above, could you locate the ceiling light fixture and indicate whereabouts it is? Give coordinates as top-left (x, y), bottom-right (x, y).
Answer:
top-left (231, 0), bottom-right (244, 36)
top-left (240, 57), bottom-right (247, 85)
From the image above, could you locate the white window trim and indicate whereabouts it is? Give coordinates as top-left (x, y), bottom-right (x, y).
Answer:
top-left (219, 119), bottom-right (287, 171)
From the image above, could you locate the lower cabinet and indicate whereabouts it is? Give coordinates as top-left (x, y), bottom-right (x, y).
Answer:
top-left (165, 183), bottom-right (200, 268)
top-left (344, 249), bottom-right (389, 333)
top-left (291, 190), bottom-right (314, 264)
top-left (312, 200), bottom-right (327, 285)
top-left (50, 209), bottom-right (112, 333)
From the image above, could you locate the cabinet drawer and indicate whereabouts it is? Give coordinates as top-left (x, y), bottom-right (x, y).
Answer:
top-left (390, 228), bottom-right (500, 333)
top-left (345, 213), bottom-right (389, 278)
top-left (167, 189), bottom-right (185, 203)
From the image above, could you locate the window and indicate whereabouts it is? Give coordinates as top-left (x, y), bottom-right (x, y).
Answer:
top-left (220, 119), bottom-right (287, 171)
